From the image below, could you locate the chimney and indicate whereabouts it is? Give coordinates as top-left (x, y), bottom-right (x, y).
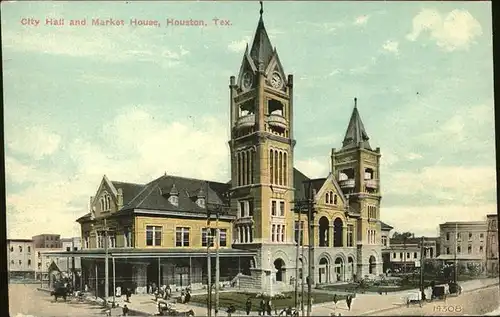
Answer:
top-left (89, 196), bottom-right (94, 212)
top-left (117, 188), bottom-right (123, 210)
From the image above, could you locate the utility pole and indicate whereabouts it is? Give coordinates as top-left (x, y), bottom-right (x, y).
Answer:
top-left (294, 204), bottom-right (303, 310)
top-left (306, 180), bottom-right (314, 317)
top-left (215, 207), bottom-right (220, 317)
top-left (420, 236), bottom-right (424, 299)
top-left (454, 223), bottom-right (458, 283)
top-left (206, 182), bottom-right (212, 317)
top-left (104, 218), bottom-right (110, 304)
top-left (71, 239), bottom-right (76, 288)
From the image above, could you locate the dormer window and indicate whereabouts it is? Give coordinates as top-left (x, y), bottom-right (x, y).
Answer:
top-left (197, 197), bottom-right (206, 208)
top-left (170, 195), bottom-right (179, 206)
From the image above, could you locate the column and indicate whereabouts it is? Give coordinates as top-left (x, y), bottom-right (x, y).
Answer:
top-left (329, 224), bottom-right (334, 247)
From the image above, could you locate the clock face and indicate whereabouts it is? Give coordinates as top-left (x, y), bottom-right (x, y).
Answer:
top-left (242, 71), bottom-right (253, 89)
top-left (270, 72), bottom-right (282, 89)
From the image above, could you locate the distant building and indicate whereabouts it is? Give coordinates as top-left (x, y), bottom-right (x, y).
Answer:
top-left (7, 239), bottom-right (35, 279)
top-left (486, 214), bottom-right (498, 276)
top-left (32, 234), bottom-right (62, 249)
top-left (437, 221), bottom-right (488, 274)
top-left (384, 237), bottom-right (438, 273)
top-left (60, 237), bottom-right (82, 271)
top-left (380, 221), bottom-right (393, 273)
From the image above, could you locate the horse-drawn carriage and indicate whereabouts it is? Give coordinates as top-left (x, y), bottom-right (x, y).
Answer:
top-left (157, 300), bottom-right (195, 316)
top-left (51, 285), bottom-right (71, 301)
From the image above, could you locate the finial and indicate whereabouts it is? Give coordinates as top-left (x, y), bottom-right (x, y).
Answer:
top-left (354, 97), bottom-right (357, 108)
top-left (260, 1), bottom-right (263, 16)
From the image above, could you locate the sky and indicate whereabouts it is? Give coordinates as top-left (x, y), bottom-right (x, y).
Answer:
top-left (2, 1), bottom-right (495, 239)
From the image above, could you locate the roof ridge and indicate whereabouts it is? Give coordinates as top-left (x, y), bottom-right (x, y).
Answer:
top-left (136, 177), bottom-right (167, 209)
top-left (122, 178), bottom-right (162, 209)
top-left (160, 174), bottom-right (228, 186)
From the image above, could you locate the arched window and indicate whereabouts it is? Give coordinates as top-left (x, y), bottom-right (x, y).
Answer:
top-left (242, 151), bottom-right (247, 185)
top-left (325, 193), bottom-right (329, 204)
top-left (279, 151), bottom-right (283, 185)
top-left (100, 198), bottom-right (104, 211)
top-left (283, 152), bottom-right (287, 186)
top-left (334, 194), bottom-right (338, 205)
top-left (270, 150), bottom-right (274, 184)
top-left (274, 150), bottom-right (279, 185)
top-left (329, 191), bottom-right (333, 204)
top-left (251, 150), bottom-right (255, 184)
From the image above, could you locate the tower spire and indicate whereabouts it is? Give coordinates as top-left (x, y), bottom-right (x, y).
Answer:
top-left (342, 98), bottom-right (372, 150)
top-left (260, 1), bottom-right (263, 16)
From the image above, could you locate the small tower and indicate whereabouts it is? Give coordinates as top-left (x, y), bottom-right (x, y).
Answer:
top-left (331, 98), bottom-right (382, 278)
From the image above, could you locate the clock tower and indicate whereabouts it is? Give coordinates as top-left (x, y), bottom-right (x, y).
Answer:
top-left (228, 3), bottom-right (297, 293)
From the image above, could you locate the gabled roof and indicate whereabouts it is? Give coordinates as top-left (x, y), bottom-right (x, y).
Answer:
top-left (249, 13), bottom-right (274, 71)
top-left (342, 98), bottom-right (372, 151)
top-left (115, 174), bottom-right (231, 216)
top-left (111, 181), bottom-right (145, 205)
top-left (293, 168), bottom-right (311, 201)
top-left (380, 221), bottom-right (394, 231)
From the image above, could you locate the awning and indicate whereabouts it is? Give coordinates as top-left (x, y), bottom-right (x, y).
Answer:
top-left (42, 248), bottom-right (257, 259)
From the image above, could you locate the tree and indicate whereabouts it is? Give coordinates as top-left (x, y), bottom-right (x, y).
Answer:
top-left (392, 232), bottom-right (415, 239)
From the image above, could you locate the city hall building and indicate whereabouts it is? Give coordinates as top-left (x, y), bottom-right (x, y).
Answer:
top-left (49, 7), bottom-right (390, 295)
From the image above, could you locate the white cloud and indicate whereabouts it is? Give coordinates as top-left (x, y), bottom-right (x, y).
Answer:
top-left (406, 152), bottom-right (423, 161)
top-left (296, 21), bottom-right (344, 33)
top-left (382, 40), bottom-right (399, 55)
top-left (381, 203), bottom-right (496, 237)
top-left (385, 165), bottom-right (496, 203)
top-left (6, 126), bottom-right (61, 160)
top-left (354, 15), bottom-right (370, 25)
top-left (6, 107), bottom-right (232, 238)
top-left (406, 9), bottom-right (483, 51)
top-left (2, 28), bottom-right (188, 67)
top-left (228, 36), bottom-right (251, 52)
top-left (295, 157), bottom-right (329, 179)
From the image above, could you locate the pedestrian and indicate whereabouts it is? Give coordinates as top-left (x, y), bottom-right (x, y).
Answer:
top-left (333, 294), bottom-right (338, 310)
top-left (246, 297), bottom-right (252, 315)
top-left (266, 299), bottom-right (272, 316)
top-left (122, 304), bottom-right (129, 316)
top-left (125, 288), bottom-right (130, 303)
top-left (346, 295), bottom-right (352, 311)
top-left (259, 298), bottom-right (266, 316)
top-left (227, 304), bottom-right (236, 317)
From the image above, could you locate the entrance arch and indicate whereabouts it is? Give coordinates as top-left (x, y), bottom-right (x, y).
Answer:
top-left (333, 218), bottom-right (343, 247)
top-left (334, 257), bottom-right (344, 282)
top-left (318, 257), bottom-right (329, 284)
top-left (319, 217), bottom-right (330, 247)
top-left (274, 258), bottom-right (285, 282)
top-left (369, 255), bottom-right (376, 275)
top-left (347, 256), bottom-right (355, 281)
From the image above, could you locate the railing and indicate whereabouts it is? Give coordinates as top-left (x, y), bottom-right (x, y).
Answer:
top-left (266, 114), bottom-right (287, 129)
top-left (236, 114), bottom-right (255, 128)
top-left (365, 179), bottom-right (378, 188)
top-left (340, 179), bottom-right (355, 188)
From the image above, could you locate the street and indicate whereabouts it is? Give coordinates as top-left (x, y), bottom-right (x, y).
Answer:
top-left (371, 285), bottom-right (500, 316)
top-left (9, 284), bottom-right (110, 317)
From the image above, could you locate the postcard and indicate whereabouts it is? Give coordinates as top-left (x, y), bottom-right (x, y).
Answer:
top-left (3, 1), bottom-right (498, 316)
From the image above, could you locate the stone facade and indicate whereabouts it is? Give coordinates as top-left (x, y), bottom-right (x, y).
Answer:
top-left (7, 239), bottom-right (35, 279)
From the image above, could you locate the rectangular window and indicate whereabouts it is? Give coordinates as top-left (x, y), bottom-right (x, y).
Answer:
top-left (19, 260), bottom-right (22, 265)
top-left (480, 246), bottom-right (484, 252)
top-left (294, 221), bottom-right (304, 246)
top-left (271, 201), bottom-right (277, 216)
top-left (457, 246), bottom-right (461, 253)
top-left (457, 233), bottom-right (462, 241)
top-left (393, 253), bottom-right (396, 258)
top-left (238, 201), bottom-right (245, 218)
top-left (480, 233), bottom-right (484, 239)
top-left (19, 246), bottom-right (22, 252)
top-left (468, 232), bottom-right (472, 240)
top-left (66, 247), bottom-right (71, 252)
top-left (248, 201), bottom-right (254, 217)
top-left (272, 224), bottom-right (276, 242)
top-left (146, 226), bottom-right (162, 246)
top-left (281, 225), bottom-right (285, 242)
top-left (280, 201), bottom-right (285, 216)
top-left (446, 232), bottom-right (450, 240)
top-left (446, 247), bottom-right (450, 254)
top-left (175, 227), bottom-right (190, 247)
top-left (220, 229), bottom-right (227, 247)
top-left (468, 245), bottom-right (472, 254)
top-left (406, 252), bottom-right (410, 259)
top-left (399, 252), bottom-right (403, 259)
top-left (97, 232), bottom-right (103, 248)
top-left (27, 246), bottom-right (31, 253)
top-left (347, 225), bottom-right (354, 247)
top-left (28, 260), bottom-right (31, 266)
top-left (124, 229), bottom-right (131, 248)
top-left (202, 228), bottom-right (215, 247)
top-left (413, 252), bottom-right (417, 258)
top-left (84, 235), bottom-right (90, 249)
